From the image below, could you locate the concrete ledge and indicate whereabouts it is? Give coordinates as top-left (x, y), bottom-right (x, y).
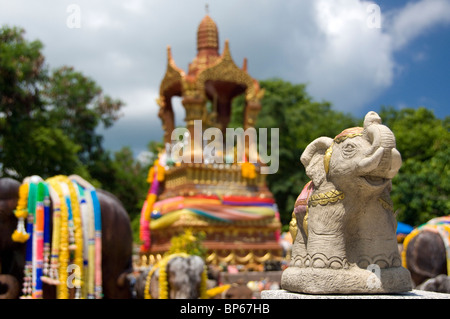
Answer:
top-left (261, 289), bottom-right (450, 299)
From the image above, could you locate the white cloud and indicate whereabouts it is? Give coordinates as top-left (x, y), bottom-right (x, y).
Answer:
top-left (297, 0), bottom-right (395, 112)
top-left (122, 0), bottom-right (146, 14)
top-left (84, 11), bottom-right (122, 30)
top-left (282, 0), bottom-right (450, 113)
top-left (386, 0), bottom-right (450, 50)
top-left (105, 51), bottom-right (134, 73)
top-left (118, 88), bottom-right (159, 118)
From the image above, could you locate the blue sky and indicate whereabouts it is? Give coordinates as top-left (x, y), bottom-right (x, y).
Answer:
top-left (366, 0), bottom-right (450, 119)
top-left (0, 0), bottom-right (449, 157)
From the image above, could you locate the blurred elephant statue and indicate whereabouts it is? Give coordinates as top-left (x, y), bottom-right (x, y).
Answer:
top-left (402, 216), bottom-right (449, 291)
top-left (282, 111), bottom-right (412, 294)
top-left (136, 253), bottom-right (207, 299)
top-left (0, 175), bottom-right (133, 299)
top-left (416, 274), bottom-right (450, 294)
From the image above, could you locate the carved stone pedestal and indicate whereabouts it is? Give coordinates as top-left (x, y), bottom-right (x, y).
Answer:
top-left (281, 265), bottom-right (412, 294)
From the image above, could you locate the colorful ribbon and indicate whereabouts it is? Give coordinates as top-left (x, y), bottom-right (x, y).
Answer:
top-left (12, 175), bottom-right (103, 299)
top-left (140, 160), bottom-right (165, 252)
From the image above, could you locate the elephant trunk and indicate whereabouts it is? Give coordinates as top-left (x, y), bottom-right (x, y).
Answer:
top-left (358, 113), bottom-right (402, 178)
top-left (357, 147), bottom-right (385, 175)
top-left (0, 274), bottom-right (20, 299)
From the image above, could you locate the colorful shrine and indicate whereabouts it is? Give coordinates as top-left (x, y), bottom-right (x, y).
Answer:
top-left (139, 14), bottom-right (282, 267)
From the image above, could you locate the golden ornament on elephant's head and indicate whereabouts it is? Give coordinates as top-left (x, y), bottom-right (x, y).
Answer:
top-left (323, 127), bottom-right (363, 174)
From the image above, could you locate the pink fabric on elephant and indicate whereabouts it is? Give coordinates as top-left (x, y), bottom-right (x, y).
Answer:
top-left (293, 180), bottom-right (314, 217)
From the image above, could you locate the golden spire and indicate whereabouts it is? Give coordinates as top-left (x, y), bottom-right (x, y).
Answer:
top-left (197, 14), bottom-right (219, 52)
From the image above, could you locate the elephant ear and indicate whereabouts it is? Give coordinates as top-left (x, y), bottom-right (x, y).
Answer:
top-left (300, 137), bottom-right (333, 187)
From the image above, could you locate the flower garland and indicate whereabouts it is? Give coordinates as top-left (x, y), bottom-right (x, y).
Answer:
top-left (46, 177), bottom-right (70, 299)
top-left (43, 184), bottom-right (62, 286)
top-left (11, 183), bottom-right (30, 243)
top-left (157, 254), bottom-right (172, 299)
top-left (11, 177), bottom-right (47, 299)
top-left (11, 184), bottom-right (30, 243)
top-left (74, 183), bottom-right (93, 298)
top-left (58, 175), bottom-right (84, 298)
top-left (11, 175), bottom-right (102, 299)
top-left (206, 284), bottom-right (231, 298)
top-left (69, 174), bottom-right (103, 299)
top-left (241, 161), bottom-right (256, 179)
top-left (140, 159), bottom-right (165, 252)
top-left (143, 263), bottom-right (159, 299)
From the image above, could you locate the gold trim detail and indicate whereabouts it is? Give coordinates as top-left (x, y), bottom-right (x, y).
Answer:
top-left (205, 251), bottom-right (274, 264)
top-left (323, 143), bottom-right (333, 174)
top-left (334, 133), bottom-right (363, 144)
top-left (159, 46), bottom-right (185, 96)
top-left (323, 127), bottom-right (364, 175)
top-left (378, 198), bottom-right (394, 213)
top-left (308, 190), bottom-right (345, 207)
top-left (196, 40), bottom-right (257, 101)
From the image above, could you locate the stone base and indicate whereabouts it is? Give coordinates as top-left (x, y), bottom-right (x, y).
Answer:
top-left (281, 266), bottom-right (412, 294)
top-left (261, 289), bottom-right (450, 299)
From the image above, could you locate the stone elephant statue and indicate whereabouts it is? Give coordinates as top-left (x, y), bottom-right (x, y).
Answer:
top-left (282, 111), bottom-right (412, 294)
top-left (136, 253), bottom-right (207, 299)
top-left (402, 216), bottom-right (449, 291)
top-left (0, 175), bottom-right (133, 299)
top-left (416, 275), bottom-right (450, 294)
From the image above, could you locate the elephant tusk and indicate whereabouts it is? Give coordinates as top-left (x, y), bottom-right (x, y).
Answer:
top-left (386, 148), bottom-right (402, 179)
top-left (357, 147), bottom-right (385, 174)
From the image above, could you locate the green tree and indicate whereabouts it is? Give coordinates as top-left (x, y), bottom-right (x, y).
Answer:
top-left (0, 25), bottom-right (123, 180)
top-left (109, 147), bottom-right (149, 217)
top-left (167, 229), bottom-right (207, 258)
top-left (41, 66), bottom-right (123, 166)
top-left (100, 141), bottom-right (162, 244)
top-left (230, 78), bottom-right (358, 227)
top-left (0, 25), bottom-right (49, 177)
top-left (379, 106), bottom-right (449, 226)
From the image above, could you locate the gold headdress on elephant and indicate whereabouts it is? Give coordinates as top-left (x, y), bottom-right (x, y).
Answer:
top-left (323, 127), bottom-right (363, 174)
